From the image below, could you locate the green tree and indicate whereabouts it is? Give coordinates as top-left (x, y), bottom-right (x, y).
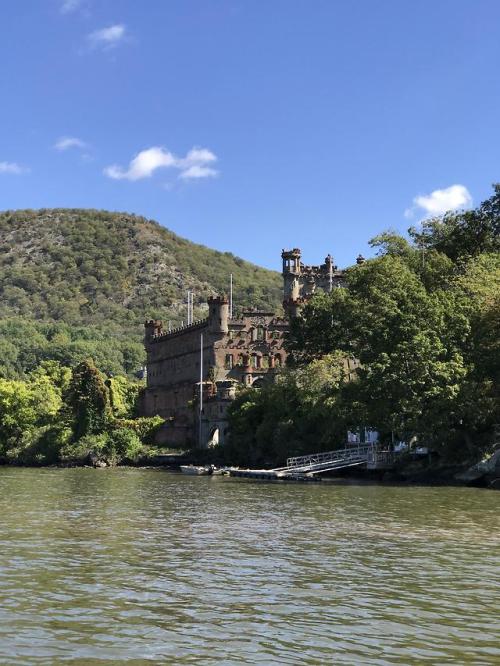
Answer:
top-left (226, 354), bottom-right (348, 467)
top-left (0, 375), bottom-right (61, 460)
top-left (286, 256), bottom-right (472, 450)
top-left (409, 183), bottom-right (500, 263)
top-left (64, 359), bottom-right (109, 439)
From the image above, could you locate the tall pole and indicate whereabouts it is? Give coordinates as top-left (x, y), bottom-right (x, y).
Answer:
top-left (199, 333), bottom-right (203, 448)
top-left (187, 290), bottom-right (195, 325)
top-left (229, 274), bottom-right (233, 319)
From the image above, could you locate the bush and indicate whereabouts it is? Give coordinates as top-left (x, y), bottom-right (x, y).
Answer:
top-left (114, 415), bottom-right (163, 445)
top-left (60, 432), bottom-right (109, 463)
top-left (106, 427), bottom-right (143, 462)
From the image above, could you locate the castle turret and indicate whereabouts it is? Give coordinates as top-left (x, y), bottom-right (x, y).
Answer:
top-left (144, 319), bottom-right (163, 347)
top-left (325, 254), bottom-right (334, 292)
top-left (282, 248), bottom-right (301, 275)
top-left (282, 248), bottom-right (301, 309)
top-left (207, 295), bottom-right (229, 333)
top-left (281, 248), bottom-right (345, 317)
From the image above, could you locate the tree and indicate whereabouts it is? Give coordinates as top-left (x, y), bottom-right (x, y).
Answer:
top-left (0, 375), bottom-right (61, 460)
top-left (64, 359), bottom-right (109, 440)
top-left (409, 183), bottom-right (500, 263)
top-left (226, 354), bottom-right (348, 467)
top-left (286, 256), bottom-right (471, 448)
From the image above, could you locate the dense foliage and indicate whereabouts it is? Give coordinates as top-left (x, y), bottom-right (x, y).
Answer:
top-left (227, 185), bottom-right (500, 466)
top-left (0, 358), bottom-right (162, 465)
top-left (0, 209), bottom-right (282, 378)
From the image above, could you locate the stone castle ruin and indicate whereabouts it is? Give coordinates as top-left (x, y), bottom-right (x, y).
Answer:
top-left (143, 248), bottom-right (362, 447)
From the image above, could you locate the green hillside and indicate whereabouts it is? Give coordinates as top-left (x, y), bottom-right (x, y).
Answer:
top-left (0, 209), bottom-right (282, 378)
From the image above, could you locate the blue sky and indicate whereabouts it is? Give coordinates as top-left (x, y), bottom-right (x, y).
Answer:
top-left (1, 1), bottom-right (499, 270)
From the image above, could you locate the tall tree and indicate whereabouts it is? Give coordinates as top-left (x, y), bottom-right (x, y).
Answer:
top-left (64, 359), bottom-right (109, 440)
top-left (409, 183), bottom-right (500, 263)
top-left (286, 256), bottom-right (470, 446)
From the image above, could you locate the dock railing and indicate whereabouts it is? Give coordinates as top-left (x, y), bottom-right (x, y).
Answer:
top-left (283, 444), bottom-right (374, 473)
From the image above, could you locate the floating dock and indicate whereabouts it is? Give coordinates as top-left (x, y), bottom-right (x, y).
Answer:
top-left (228, 445), bottom-right (396, 482)
top-left (229, 468), bottom-right (321, 482)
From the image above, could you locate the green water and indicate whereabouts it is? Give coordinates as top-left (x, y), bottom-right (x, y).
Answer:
top-left (0, 468), bottom-right (498, 665)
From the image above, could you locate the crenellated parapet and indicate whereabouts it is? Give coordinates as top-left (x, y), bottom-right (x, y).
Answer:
top-left (281, 248), bottom-right (346, 317)
top-left (150, 317), bottom-right (208, 342)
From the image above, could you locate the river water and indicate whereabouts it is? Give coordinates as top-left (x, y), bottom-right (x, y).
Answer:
top-left (0, 468), bottom-right (498, 665)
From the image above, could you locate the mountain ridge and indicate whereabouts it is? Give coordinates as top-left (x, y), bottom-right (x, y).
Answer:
top-left (0, 208), bottom-right (283, 378)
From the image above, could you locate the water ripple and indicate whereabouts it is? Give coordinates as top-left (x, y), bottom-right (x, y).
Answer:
top-left (0, 468), bottom-right (499, 664)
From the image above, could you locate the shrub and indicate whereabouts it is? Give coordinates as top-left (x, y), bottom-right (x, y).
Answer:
top-left (106, 427), bottom-right (143, 462)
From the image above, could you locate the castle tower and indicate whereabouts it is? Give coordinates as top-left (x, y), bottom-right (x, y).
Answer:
top-left (207, 295), bottom-right (229, 333)
top-left (281, 248), bottom-right (301, 309)
top-left (325, 254), bottom-right (334, 292)
top-left (281, 248), bottom-right (343, 317)
top-left (144, 319), bottom-right (163, 347)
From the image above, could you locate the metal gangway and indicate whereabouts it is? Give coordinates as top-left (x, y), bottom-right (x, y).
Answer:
top-left (273, 444), bottom-right (387, 475)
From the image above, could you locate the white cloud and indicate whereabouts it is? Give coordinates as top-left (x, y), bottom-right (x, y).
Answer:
top-left (405, 184), bottom-right (472, 219)
top-left (104, 146), bottom-right (219, 182)
top-left (104, 147), bottom-right (176, 181)
top-left (180, 147), bottom-right (217, 168)
top-left (0, 161), bottom-right (28, 175)
top-left (54, 136), bottom-right (87, 151)
top-left (179, 165), bottom-right (218, 180)
top-left (88, 24), bottom-right (126, 50)
top-left (60, 0), bottom-right (81, 13)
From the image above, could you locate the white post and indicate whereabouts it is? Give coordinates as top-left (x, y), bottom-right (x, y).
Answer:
top-left (199, 333), bottom-right (203, 448)
top-left (229, 273), bottom-right (233, 319)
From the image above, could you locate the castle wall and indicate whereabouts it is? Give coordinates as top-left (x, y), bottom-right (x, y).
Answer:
top-left (143, 301), bottom-right (288, 446)
top-left (143, 247), bottom-right (360, 448)
top-left (281, 248), bottom-right (345, 316)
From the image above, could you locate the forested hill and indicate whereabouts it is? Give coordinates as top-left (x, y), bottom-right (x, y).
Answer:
top-left (0, 209), bottom-right (282, 378)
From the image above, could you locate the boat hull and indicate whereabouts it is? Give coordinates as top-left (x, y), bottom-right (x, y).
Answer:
top-left (180, 465), bottom-right (212, 476)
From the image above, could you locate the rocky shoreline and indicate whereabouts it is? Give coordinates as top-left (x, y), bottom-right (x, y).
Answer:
top-left (2, 449), bottom-right (499, 490)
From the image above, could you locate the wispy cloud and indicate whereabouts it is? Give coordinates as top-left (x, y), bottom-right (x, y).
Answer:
top-left (54, 136), bottom-right (88, 151)
top-left (0, 161), bottom-right (29, 175)
top-left (87, 24), bottom-right (126, 50)
top-left (104, 146), bottom-right (219, 182)
top-left (179, 165), bottom-right (218, 180)
top-left (60, 0), bottom-right (82, 14)
top-left (405, 184), bottom-right (472, 219)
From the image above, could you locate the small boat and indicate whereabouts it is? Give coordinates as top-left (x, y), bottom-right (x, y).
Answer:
top-left (180, 465), bottom-right (213, 476)
top-left (212, 467), bottom-right (230, 475)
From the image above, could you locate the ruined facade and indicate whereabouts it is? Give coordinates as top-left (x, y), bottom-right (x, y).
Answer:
top-left (143, 296), bottom-right (288, 446)
top-left (143, 248), bottom-right (357, 447)
top-left (282, 248), bottom-right (344, 317)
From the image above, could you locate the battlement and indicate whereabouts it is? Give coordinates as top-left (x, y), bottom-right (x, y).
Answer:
top-left (282, 248), bottom-right (345, 316)
top-left (150, 317), bottom-right (208, 342)
top-left (207, 295), bottom-right (229, 305)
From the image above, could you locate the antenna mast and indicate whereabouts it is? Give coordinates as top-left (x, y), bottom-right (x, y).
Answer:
top-left (199, 333), bottom-right (203, 448)
top-left (187, 290), bottom-right (194, 325)
top-left (229, 273), bottom-right (233, 319)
